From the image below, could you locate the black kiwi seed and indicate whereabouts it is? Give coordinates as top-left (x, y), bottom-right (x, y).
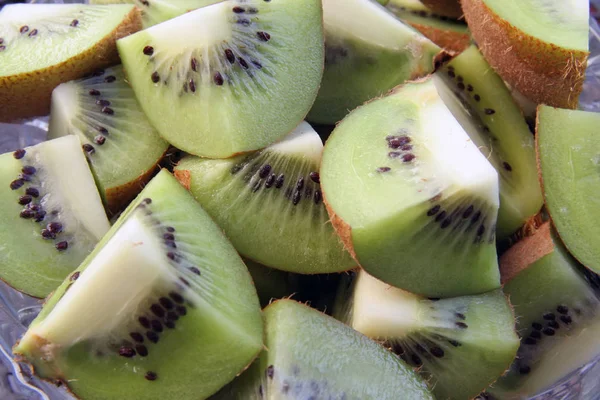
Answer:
top-left (474, 94), bottom-right (481, 102)
top-left (70, 19), bottom-right (79, 27)
top-left (55, 241), bottom-right (68, 251)
top-left (151, 72), bottom-right (160, 83)
top-left (41, 229), bottom-right (56, 240)
top-left (309, 172), bottom-right (320, 183)
top-left (159, 297), bottom-right (174, 309)
top-left (257, 31), bottom-right (271, 41)
top-left (139, 316), bottom-right (151, 329)
top-left (402, 154), bottom-right (416, 163)
top-left (145, 371), bottom-right (157, 381)
top-left (101, 106), bottom-right (114, 115)
top-left (96, 99), bottom-right (110, 107)
top-left (543, 312), bottom-right (556, 320)
top-left (146, 331), bottom-right (159, 343)
top-left (313, 190), bottom-right (322, 205)
top-left (519, 366), bottom-right (531, 375)
top-left (19, 26), bottom-right (29, 33)
top-left (275, 174), bottom-right (285, 188)
top-left (467, 84), bottom-right (473, 91)
top-left (556, 305), bottom-right (569, 314)
top-left (104, 76), bottom-right (116, 83)
top-left (21, 165), bottom-right (35, 175)
top-left (502, 162), bottom-right (512, 172)
top-left (455, 322), bottom-right (468, 329)
top-left (166, 252), bottom-right (178, 261)
top-left (411, 354), bottom-right (422, 366)
top-left (529, 331), bottom-right (542, 339)
top-left (542, 328), bottom-right (555, 336)
top-left (455, 312), bottom-right (466, 319)
top-left (560, 315), bottom-right (573, 324)
top-left (296, 177), bottom-right (305, 191)
top-left (136, 345), bottom-right (148, 357)
top-left (191, 58), bottom-right (198, 72)
top-left (388, 151), bottom-right (401, 159)
top-left (165, 320), bottom-right (176, 329)
top-left (462, 205), bottom-right (474, 219)
top-left (225, 49), bottom-right (235, 63)
top-left (164, 240), bottom-right (176, 249)
top-left (18, 195), bottom-right (32, 205)
top-left (427, 205), bottom-right (440, 216)
top-left (25, 187), bottom-right (39, 197)
top-left (94, 135), bottom-right (106, 145)
top-left (20, 209), bottom-right (34, 219)
top-left (237, 18), bottom-right (251, 26)
top-left (189, 79), bottom-right (196, 93)
top-left (28, 29), bottom-right (38, 37)
top-left (259, 164), bottom-right (271, 178)
top-left (232, 6), bottom-right (245, 13)
top-left (140, 0), bottom-right (149, 5)
top-left (523, 337), bottom-right (537, 345)
top-left (238, 58), bottom-right (249, 69)
top-left (166, 311), bottom-right (178, 321)
top-left (547, 321), bottom-right (559, 329)
top-left (10, 179), bottom-right (24, 190)
top-left (213, 72), bottom-right (224, 86)
top-left (292, 190), bottom-right (301, 206)
top-left (265, 174), bottom-right (276, 188)
top-left (143, 46), bottom-right (154, 56)
top-left (266, 365), bottom-right (274, 379)
top-left (166, 226), bottom-right (175, 232)
top-left (447, 70), bottom-right (456, 78)
top-left (13, 149), bottom-right (26, 159)
top-left (70, 271), bottom-right (80, 281)
top-left (169, 292), bottom-right (184, 304)
top-left (82, 144), bottom-right (95, 154)
top-left (34, 210), bottom-right (46, 222)
top-left (484, 108), bottom-right (495, 115)
top-left (532, 322), bottom-right (543, 330)
top-left (163, 232), bottom-right (174, 240)
top-left (477, 225), bottom-right (486, 236)
top-left (130, 332), bottom-right (144, 343)
top-left (89, 89), bottom-right (101, 96)
top-left (48, 222), bottom-right (63, 233)
top-left (151, 320), bottom-right (163, 333)
top-left (143, 198), bottom-right (152, 204)
top-left (471, 211), bottom-right (481, 224)
top-left (376, 167), bottom-right (391, 173)
top-left (448, 339), bottom-right (461, 347)
top-left (435, 210), bottom-right (447, 223)
top-left (176, 305), bottom-right (187, 316)
top-left (150, 304), bottom-right (165, 318)
top-left (430, 347), bottom-right (444, 358)
top-left (119, 346), bottom-right (136, 358)
top-left (189, 267), bottom-right (201, 275)
top-left (441, 219), bottom-right (452, 229)
top-left (0, 45), bottom-right (5, 52)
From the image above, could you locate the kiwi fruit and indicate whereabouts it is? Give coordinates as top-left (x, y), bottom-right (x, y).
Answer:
top-left (174, 121), bottom-right (355, 275)
top-left (212, 299), bottom-right (435, 400)
top-left (48, 66), bottom-right (169, 215)
top-left (306, 0), bottom-right (442, 125)
top-left (320, 77), bottom-right (501, 297)
top-left (14, 169), bottom-right (264, 400)
top-left (0, 136), bottom-right (110, 298)
top-left (462, 0), bottom-right (589, 109)
top-left (492, 222), bottom-right (600, 397)
top-left (244, 259), bottom-right (298, 308)
top-left (386, 0), bottom-right (470, 53)
top-left (0, 3), bottom-right (141, 122)
top-left (334, 270), bottom-right (519, 400)
top-left (117, 0), bottom-right (324, 158)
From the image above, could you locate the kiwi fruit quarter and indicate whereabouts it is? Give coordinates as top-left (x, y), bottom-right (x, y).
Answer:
top-left (536, 106), bottom-right (600, 275)
top-left (462, 0), bottom-right (589, 109)
top-left (320, 77), bottom-right (501, 298)
top-left (0, 3), bottom-right (141, 122)
top-left (0, 136), bottom-right (110, 298)
top-left (334, 270), bottom-right (519, 400)
top-left (48, 66), bottom-right (169, 215)
top-left (117, 0), bottom-right (325, 158)
top-left (211, 299), bottom-right (434, 400)
top-left (14, 170), bottom-right (264, 400)
top-left (306, 0), bottom-right (441, 125)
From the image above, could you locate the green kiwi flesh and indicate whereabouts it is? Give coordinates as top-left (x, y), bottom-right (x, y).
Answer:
top-left (212, 299), bottom-right (434, 400)
top-left (174, 122), bottom-right (355, 274)
top-left (536, 107), bottom-right (600, 274)
top-left (48, 66), bottom-right (169, 214)
top-left (306, 0), bottom-right (441, 125)
top-left (117, 0), bottom-right (324, 158)
top-left (14, 170), bottom-right (264, 400)
top-left (321, 77), bottom-right (501, 297)
top-left (0, 136), bottom-right (110, 298)
top-left (334, 270), bottom-right (519, 400)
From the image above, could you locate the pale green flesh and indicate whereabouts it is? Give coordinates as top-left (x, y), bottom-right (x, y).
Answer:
top-left (537, 107), bottom-right (600, 274)
top-left (482, 0), bottom-right (589, 51)
top-left (15, 170), bottom-right (263, 400)
top-left (0, 4), bottom-right (135, 76)
top-left (387, 0), bottom-right (468, 33)
top-left (321, 78), bottom-right (501, 297)
top-left (307, 0), bottom-right (440, 125)
top-left (118, 0), bottom-right (324, 158)
top-left (0, 136), bottom-right (109, 298)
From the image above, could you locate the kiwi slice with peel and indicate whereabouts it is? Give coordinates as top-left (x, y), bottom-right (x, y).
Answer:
top-left (117, 0), bottom-right (324, 158)
top-left (48, 66), bottom-right (169, 215)
top-left (212, 299), bottom-right (434, 400)
top-left (334, 270), bottom-right (519, 400)
top-left (174, 121), bottom-right (355, 274)
top-left (321, 77), bottom-right (501, 297)
top-left (306, 0), bottom-right (441, 125)
top-left (0, 136), bottom-right (110, 298)
top-left (462, 0), bottom-right (589, 109)
top-left (14, 170), bottom-right (264, 399)
top-left (0, 3), bottom-right (141, 122)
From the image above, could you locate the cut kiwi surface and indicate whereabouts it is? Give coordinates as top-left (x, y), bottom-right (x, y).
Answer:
top-left (14, 169), bottom-right (264, 400)
top-left (212, 299), bottom-right (434, 400)
top-left (334, 270), bottom-right (519, 400)
top-left (321, 77), bottom-right (501, 297)
top-left (462, 0), bottom-right (589, 109)
top-left (306, 0), bottom-right (441, 125)
top-left (536, 107), bottom-right (600, 274)
top-left (0, 136), bottom-right (110, 298)
top-left (118, 0), bottom-right (324, 158)
top-left (0, 3), bottom-right (141, 122)
top-left (174, 121), bottom-right (354, 275)
top-left (48, 66), bottom-right (169, 215)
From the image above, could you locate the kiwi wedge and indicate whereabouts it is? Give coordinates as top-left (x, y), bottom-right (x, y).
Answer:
top-left (462, 0), bottom-right (589, 109)
top-left (321, 77), bottom-right (501, 297)
top-left (0, 3), bottom-right (141, 122)
top-left (14, 169), bottom-right (264, 399)
top-left (493, 222), bottom-right (600, 397)
top-left (306, 0), bottom-right (441, 125)
top-left (420, 0), bottom-right (462, 19)
top-left (48, 66), bottom-right (169, 215)
top-left (536, 107), bottom-right (600, 274)
top-left (174, 121), bottom-right (355, 275)
top-left (0, 136), bottom-right (110, 298)
top-left (212, 299), bottom-right (434, 400)
top-left (117, 0), bottom-right (324, 158)
top-left (334, 270), bottom-right (519, 400)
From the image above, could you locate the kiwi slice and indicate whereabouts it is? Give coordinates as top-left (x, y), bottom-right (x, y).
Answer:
top-left (306, 0), bottom-right (441, 125)
top-left (462, 0), bottom-right (589, 109)
top-left (493, 222), bottom-right (600, 397)
top-left (0, 136), bottom-right (110, 298)
top-left (117, 0), bottom-right (324, 158)
top-left (536, 106), bottom-right (600, 274)
top-left (212, 299), bottom-right (435, 400)
top-left (14, 169), bottom-right (264, 399)
top-left (420, 0), bottom-right (462, 19)
top-left (334, 270), bottom-right (519, 400)
top-left (320, 77), bottom-right (500, 297)
top-left (174, 121), bottom-right (355, 274)
top-left (0, 3), bottom-right (141, 122)
top-left (48, 66), bottom-right (169, 215)
top-left (435, 45), bottom-right (543, 240)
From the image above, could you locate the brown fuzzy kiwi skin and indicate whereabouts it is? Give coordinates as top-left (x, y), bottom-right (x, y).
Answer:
top-left (0, 7), bottom-right (142, 122)
top-left (406, 22), bottom-right (470, 53)
top-left (173, 169), bottom-right (192, 191)
top-left (420, 0), bottom-right (464, 19)
top-left (461, 0), bottom-right (588, 109)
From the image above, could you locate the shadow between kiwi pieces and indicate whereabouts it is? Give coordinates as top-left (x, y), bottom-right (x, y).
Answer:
top-left (211, 299), bottom-right (435, 400)
top-left (321, 77), bottom-right (501, 298)
top-left (117, 0), bottom-right (324, 158)
top-left (14, 170), bottom-right (264, 400)
top-left (0, 3), bottom-right (142, 122)
top-left (462, 0), bottom-right (589, 109)
top-left (420, 0), bottom-right (463, 19)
